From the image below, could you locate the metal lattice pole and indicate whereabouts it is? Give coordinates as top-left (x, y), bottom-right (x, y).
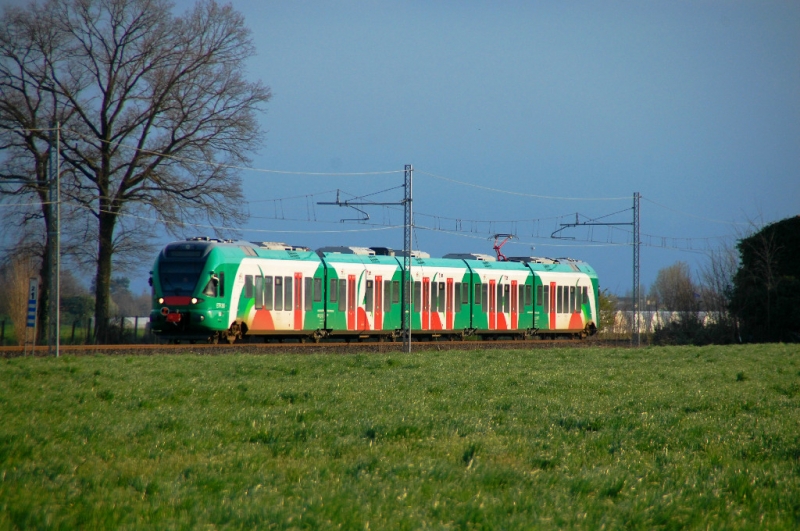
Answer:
top-left (633, 192), bottom-right (640, 347)
top-left (403, 165), bottom-right (413, 353)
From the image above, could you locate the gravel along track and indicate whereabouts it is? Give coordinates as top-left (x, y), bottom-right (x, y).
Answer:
top-left (0, 338), bottom-right (631, 357)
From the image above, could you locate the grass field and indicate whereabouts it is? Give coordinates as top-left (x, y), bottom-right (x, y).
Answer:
top-left (1, 345), bottom-right (799, 529)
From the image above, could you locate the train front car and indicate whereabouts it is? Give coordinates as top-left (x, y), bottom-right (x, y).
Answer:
top-left (150, 238), bottom-right (240, 343)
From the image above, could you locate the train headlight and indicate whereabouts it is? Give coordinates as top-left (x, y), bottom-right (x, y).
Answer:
top-left (158, 297), bottom-right (164, 304)
top-left (191, 297), bottom-right (198, 304)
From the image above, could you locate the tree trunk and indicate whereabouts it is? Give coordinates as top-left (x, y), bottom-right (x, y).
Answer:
top-left (94, 210), bottom-right (116, 344)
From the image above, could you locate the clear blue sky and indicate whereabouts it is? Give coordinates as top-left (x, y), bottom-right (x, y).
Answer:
top-left (203, 0), bottom-right (798, 296)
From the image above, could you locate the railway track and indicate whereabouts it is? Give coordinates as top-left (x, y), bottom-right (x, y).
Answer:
top-left (0, 338), bottom-right (632, 357)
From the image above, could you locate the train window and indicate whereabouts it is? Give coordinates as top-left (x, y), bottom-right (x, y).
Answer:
top-left (583, 287), bottom-right (588, 307)
top-left (454, 283), bottom-right (461, 308)
top-left (219, 272), bottom-right (225, 297)
top-left (536, 285), bottom-right (543, 307)
top-left (264, 276), bottom-right (273, 310)
top-left (330, 279), bottom-right (337, 303)
top-left (284, 276), bottom-right (292, 311)
top-left (503, 284), bottom-right (510, 313)
top-left (255, 276), bottom-right (263, 309)
top-left (384, 280), bottom-right (392, 312)
top-left (274, 276), bottom-right (283, 311)
top-left (314, 278), bottom-right (322, 302)
top-left (413, 281), bottom-right (421, 313)
top-left (438, 282), bottom-right (446, 312)
top-left (496, 284), bottom-right (502, 312)
top-left (305, 277), bottom-right (313, 311)
top-left (365, 280), bottom-right (373, 312)
top-left (525, 285), bottom-right (532, 306)
top-left (462, 283), bottom-right (469, 304)
top-left (570, 286), bottom-right (576, 313)
top-left (474, 284), bottom-right (481, 306)
top-left (245, 275), bottom-right (254, 299)
top-left (338, 279), bottom-right (347, 312)
top-left (542, 285), bottom-right (549, 314)
top-left (481, 284), bottom-right (488, 313)
top-left (392, 281), bottom-right (400, 303)
top-left (556, 286), bottom-right (563, 314)
top-left (431, 281), bottom-right (438, 311)
top-left (203, 278), bottom-right (216, 297)
top-left (519, 285), bottom-right (525, 313)
top-left (576, 286), bottom-right (581, 309)
top-left (563, 286), bottom-right (569, 314)
top-left (158, 261), bottom-right (204, 296)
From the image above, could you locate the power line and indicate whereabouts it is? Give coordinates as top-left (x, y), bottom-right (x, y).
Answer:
top-left (417, 170), bottom-right (631, 201)
top-left (641, 196), bottom-right (749, 226)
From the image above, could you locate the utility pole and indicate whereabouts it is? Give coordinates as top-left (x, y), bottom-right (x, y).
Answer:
top-left (48, 121), bottom-right (61, 357)
top-left (551, 192), bottom-right (641, 346)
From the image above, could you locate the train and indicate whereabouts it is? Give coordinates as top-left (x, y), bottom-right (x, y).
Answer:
top-left (149, 237), bottom-right (599, 344)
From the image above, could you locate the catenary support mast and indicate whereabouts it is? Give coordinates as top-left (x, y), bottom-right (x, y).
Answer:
top-left (633, 192), bottom-right (641, 347)
top-left (318, 165), bottom-right (413, 351)
top-left (403, 165), bottom-right (413, 353)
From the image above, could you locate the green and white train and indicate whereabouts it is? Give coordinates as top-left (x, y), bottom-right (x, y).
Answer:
top-left (149, 237), bottom-right (599, 343)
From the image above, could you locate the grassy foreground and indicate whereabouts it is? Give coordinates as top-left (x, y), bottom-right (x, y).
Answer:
top-left (1, 345), bottom-right (799, 530)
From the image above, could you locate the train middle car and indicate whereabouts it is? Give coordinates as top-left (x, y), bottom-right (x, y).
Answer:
top-left (150, 238), bottom-right (600, 343)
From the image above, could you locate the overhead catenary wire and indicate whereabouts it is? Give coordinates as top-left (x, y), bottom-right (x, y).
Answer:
top-left (2, 125), bottom-right (745, 255)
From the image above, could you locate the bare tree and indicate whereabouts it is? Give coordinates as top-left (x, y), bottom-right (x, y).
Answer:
top-left (650, 261), bottom-right (697, 312)
top-left (0, 0), bottom-right (271, 342)
top-left (699, 244), bottom-right (738, 314)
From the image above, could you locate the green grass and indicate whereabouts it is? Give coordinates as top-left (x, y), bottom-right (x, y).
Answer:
top-left (1, 345), bottom-right (800, 529)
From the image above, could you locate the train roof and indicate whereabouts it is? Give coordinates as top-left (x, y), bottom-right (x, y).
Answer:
top-left (442, 253), bottom-right (496, 261)
top-left (317, 253), bottom-right (401, 267)
top-left (158, 238), bottom-right (596, 276)
top-left (316, 246), bottom-right (376, 256)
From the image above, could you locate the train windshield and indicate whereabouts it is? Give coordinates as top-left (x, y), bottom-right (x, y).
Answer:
top-left (159, 261), bottom-right (206, 296)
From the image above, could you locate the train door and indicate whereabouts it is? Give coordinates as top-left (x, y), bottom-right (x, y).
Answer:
top-left (347, 274), bottom-right (356, 330)
top-left (549, 281), bottom-right (557, 330)
top-left (489, 279), bottom-right (497, 329)
top-left (510, 280), bottom-right (518, 329)
top-left (294, 272), bottom-right (303, 330)
top-left (446, 278), bottom-right (454, 330)
top-left (422, 277), bottom-right (430, 330)
top-left (374, 275), bottom-right (383, 330)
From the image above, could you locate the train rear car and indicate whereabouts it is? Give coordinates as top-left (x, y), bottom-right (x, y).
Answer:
top-left (520, 258), bottom-right (599, 338)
